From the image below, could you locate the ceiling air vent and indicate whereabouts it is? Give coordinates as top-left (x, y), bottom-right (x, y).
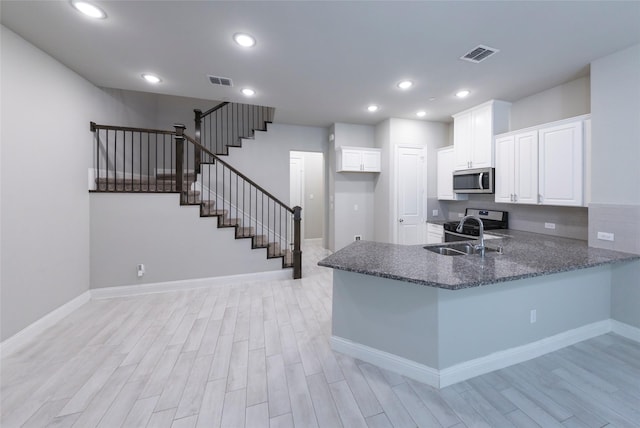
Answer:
top-left (208, 75), bottom-right (233, 87)
top-left (460, 45), bottom-right (499, 63)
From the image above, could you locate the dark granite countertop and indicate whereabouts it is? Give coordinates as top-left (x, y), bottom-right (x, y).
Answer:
top-left (317, 230), bottom-right (640, 290)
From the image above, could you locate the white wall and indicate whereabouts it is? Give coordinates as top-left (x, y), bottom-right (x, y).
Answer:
top-left (1, 26), bottom-right (116, 341)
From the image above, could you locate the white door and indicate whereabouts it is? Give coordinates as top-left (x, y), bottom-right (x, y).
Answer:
top-left (290, 155), bottom-right (304, 240)
top-left (396, 146), bottom-right (426, 245)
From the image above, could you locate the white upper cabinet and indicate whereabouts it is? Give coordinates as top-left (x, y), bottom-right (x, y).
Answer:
top-left (538, 121), bottom-right (583, 206)
top-left (495, 131), bottom-right (538, 204)
top-left (453, 100), bottom-right (511, 171)
top-left (494, 115), bottom-right (588, 207)
top-left (337, 147), bottom-right (381, 172)
top-left (437, 146), bottom-right (468, 200)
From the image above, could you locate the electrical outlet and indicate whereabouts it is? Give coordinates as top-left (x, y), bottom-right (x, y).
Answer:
top-left (432, 209), bottom-right (439, 217)
top-left (137, 263), bottom-right (145, 277)
top-left (597, 232), bottom-right (615, 241)
top-left (354, 235), bottom-right (362, 241)
top-left (530, 309), bottom-right (537, 324)
top-left (544, 222), bottom-right (556, 230)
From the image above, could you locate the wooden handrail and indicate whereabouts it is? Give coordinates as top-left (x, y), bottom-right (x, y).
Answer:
top-left (199, 101), bottom-right (230, 118)
top-left (90, 122), bottom-right (176, 135)
top-left (182, 133), bottom-right (294, 214)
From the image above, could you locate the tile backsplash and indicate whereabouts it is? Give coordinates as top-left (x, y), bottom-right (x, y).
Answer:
top-left (436, 194), bottom-right (588, 240)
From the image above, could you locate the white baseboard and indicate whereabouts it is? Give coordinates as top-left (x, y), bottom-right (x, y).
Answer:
top-left (331, 336), bottom-right (440, 388)
top-left (611, 319), bottom-right (640, 342)
top-left (0, 291), bottom-right (91, 359)
top-left (90, 269), bottom-right (291, 299)
top-left (439, 319), bottom-right (611, 387)
top-left (331, 319), bottom-right (616, 389)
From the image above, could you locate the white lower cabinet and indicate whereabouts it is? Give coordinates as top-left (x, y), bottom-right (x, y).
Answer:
top-left (495, 116), bottom-right (587, 207)
top-left (426, 223), bottom-right (444, 244)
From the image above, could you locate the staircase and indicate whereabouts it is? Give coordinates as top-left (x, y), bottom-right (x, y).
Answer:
top-left (89, 102), bottom-right (301, 278)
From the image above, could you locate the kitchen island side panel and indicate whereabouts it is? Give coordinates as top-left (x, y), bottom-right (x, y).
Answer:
top-left (437, 266), bottom-right (612, 368)
top-left (332, 270), bottom-right (440, 369)
top-left (611, 260), bottom-right (640, 329)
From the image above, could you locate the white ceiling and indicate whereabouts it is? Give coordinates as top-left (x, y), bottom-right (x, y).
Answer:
top-left (2, 1), bottom-right (640, 127)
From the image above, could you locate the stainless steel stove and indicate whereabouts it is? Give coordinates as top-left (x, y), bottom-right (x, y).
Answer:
top-left (443, 208), bottom-right (509, 242)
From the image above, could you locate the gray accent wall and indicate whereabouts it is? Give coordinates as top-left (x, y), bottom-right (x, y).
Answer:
top-left (90, 194), bottom-right (283, 288)
top-left (589, 44), bottom-right (640, 329)
top-left (374, 118), bottom-right (450, 243)
top-left (1, 26), bottom-right (150, 341)
top-left (509, 76), bottom-right (591, 130)
top-left (331, 123), bottom-right (376, 251)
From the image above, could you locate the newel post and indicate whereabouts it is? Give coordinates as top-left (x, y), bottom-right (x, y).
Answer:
top-left (293, 206), bottom-right (302, 279)
top-left (194, 109), bottom-right (202, 174)
top-left (174, 124), bottom-right (186, 204)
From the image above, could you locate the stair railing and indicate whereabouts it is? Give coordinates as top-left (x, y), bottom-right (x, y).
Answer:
top-left (90, 121), bottom-right (301, 278)
top-left (194, 102), bottom-right (275, 156)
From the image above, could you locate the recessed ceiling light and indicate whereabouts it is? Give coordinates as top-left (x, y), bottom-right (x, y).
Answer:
top-left (234, 33), bottom-right (256, 48)
top-left (456, 90), bottom-right (470, 98)
top-left (141, 73), bottom-right (161, 84)
top-left (416, 111), bottom-right (427, 117)
top-left (70, 1), bottom-right (107, 19)
top-left (367, 105), bottom-right (379, 112)
top-left (397, 80), bottom-right (413, 90)
top-left (241, 88), bottom-right (256, 96)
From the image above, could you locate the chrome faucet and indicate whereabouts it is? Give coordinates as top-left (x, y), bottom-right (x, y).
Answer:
top-left (457, 215), bottom-right (485, 256)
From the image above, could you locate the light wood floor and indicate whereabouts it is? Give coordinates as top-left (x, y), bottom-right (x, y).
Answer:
top-left (2, 241), bottom-right (640, 428)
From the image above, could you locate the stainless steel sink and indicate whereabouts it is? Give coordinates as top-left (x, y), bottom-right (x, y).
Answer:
top-left (424, 243), bottom-right (498, 256)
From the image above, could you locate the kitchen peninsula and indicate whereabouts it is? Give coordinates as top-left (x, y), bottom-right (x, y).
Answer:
top-left (319, 231), bottom-right (639, 388)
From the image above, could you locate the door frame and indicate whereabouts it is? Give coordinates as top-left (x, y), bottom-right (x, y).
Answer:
top-left (289, 153), bottom-right (305, 242)
top-left (392, 143), bottom-right (427, 244)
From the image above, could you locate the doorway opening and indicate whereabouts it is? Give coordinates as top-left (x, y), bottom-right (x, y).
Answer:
top-left (290, 151), bottom-right (325, 246)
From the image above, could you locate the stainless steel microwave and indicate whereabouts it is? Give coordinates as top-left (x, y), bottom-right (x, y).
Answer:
top-left (453, 167), bottom-right (495, 194)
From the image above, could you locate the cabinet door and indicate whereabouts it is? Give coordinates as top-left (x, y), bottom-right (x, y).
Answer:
top-left (426, 223), bottom-right (443, 244)
top-left (538, 122), bottom-right (583, 206)
top-left (514, 131), bottom-right (538, 204)
top-left (471, 104), bottom-right (493, 168)
top-left (494, 135), bottom-right (515, 203)
top-left (453, 111), bottom-right (472, 170)
top-left (362, 150), bottom-right (381, 172)
top-left (340, 149), bottom-right (362, 171)
top-left (437, 147), bottom-right (467, 200)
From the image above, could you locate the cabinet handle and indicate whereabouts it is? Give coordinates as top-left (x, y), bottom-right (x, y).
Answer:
top-left (399, 218), bottom-right (404, 223)
top-left (538, 194), bottom-right (543, 204)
